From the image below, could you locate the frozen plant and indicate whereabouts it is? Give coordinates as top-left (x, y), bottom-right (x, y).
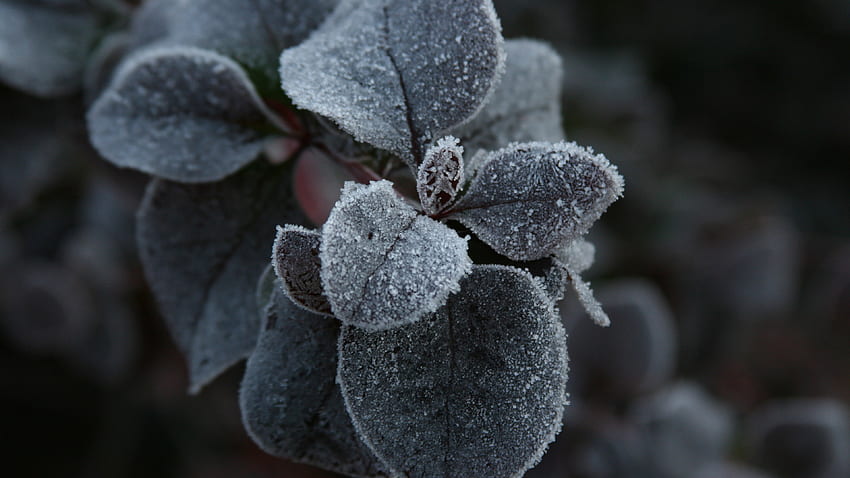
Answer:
top-left (85, 0), bottom-right (624, 477)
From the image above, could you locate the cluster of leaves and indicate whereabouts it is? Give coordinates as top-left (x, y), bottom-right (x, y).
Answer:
top-left (5, 1), bottom-right (623, 477)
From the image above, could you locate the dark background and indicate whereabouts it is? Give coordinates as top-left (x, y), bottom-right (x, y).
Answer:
top-left (1, 0), bottom-right (848, 476)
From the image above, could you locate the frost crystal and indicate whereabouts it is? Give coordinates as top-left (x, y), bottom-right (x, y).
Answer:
top-left (272, 225), bottom-right (333, 316)
top-left (320, 180), bottom-right (472, 330)
top-left (417, 136), bottom-right (464, 215)
top-left (280, 0), bottom-right (505, 166)
top-left (451, 141), bottom-right (624, 261)
top-left (339, 265), bottom-right (568, 478)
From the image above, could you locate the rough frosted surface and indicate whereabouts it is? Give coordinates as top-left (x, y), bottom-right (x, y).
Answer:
top-left (418, 136), bottom-right (464, 215)
top-left (149, 0), bottom-right (337, 85)
top-left (321, 181), bottom-right (472, 329)
top-left (137, 161), bottom-right (305, 393)
top-left (339, 265), bottom-right (568, 478)
top-left (450, 141), bottom-right (624, 261)
top-left (280, 0), bottom-right (505, 166)
top-left (536, 257), bottom-right (569, 304)
top-left (566, 268), bottom-right (610, 327)
top-left (0, 1), bottom-right (100, 96)
top-left (240, 287), bottom-right (387, 477)
top-left (557, 238), bottom-right (596, 274)
top-left (88, 46), bottom-right (282, 183)
top-left (453, 39), bottom-right (564, 155)
top-left (273, 225), bottom-right (333, 315)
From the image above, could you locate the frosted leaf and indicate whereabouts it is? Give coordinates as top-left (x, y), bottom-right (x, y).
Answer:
top-left (450, 141), bottom-right (624, 261)
top-left (565, 268), bottom-right (610, 327)
top-left (321, 180), bottom-right (472, 329)
top-left (155, 0), bottom-right (338, 87)
top-left (137, 161), bottom-right (306, 394)
top-left (417, 136), bottom-right (464, 215)
top-left (280, 0), bottom-right (505, 167)
top-left (339, 265), bottom-right (568, 478)
top-left (88, 46), bottom-right (284, 183)
top-left (240, 287), bottom-right (387, 477)
top-left (272, 225), bottom-right (332, 316)
top-left (556, 238), bottom-right (596, 274)
top-left (453, 39), bottom-right (564, 155)
top-left (255, 263), bottom-right (276, 313)
top-left (536, 257), bottom-right (569, 304)
top-left (0, 1), bottom-right (100, 96)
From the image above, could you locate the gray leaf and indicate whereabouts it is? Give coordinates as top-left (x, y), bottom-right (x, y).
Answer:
top-left (453, 39), bottom-right (564, 155)
top-left (339, 265), bottom-right (569, 478)
top-left (321, 180), bottom-right (471, 330)
top-left (88, 46), bottom-right (284, 183)
top-left (273, 225), bottom-right (332, 316)
top-left (280, 0), bottom-right (505, 167)
top-left (0, 1), bottom-right (101, 97)
top-left (255, 263), bottom-right (276, 313)
top-left (156, 0), bottom-right (338, 87)
top-left (240, 287), bottom-right (387, 477)
top-left (137, 161), bottom-right (305, 393)
top-left (417, 136), bottom-right (464, 216)
top-left (450, 141), bottom-right (624, 261)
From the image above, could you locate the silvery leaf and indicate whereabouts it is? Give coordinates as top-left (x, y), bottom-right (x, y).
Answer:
top-left (339, 265), bottom-right (569, 478)
top-left (0, 1), bottom-right (101, 96)
top-left (240, 287), bottom-right (387, 477)
top-left (449, 141), bottom-right (624, 261)
top-left (453, 39), bottom-right (564, 155)
top-left (417, 136), bottom-right (464, 215)
top-left (280, 0), bottom-right (505, 167)
top-left (321, 180), bottom-right (471, 330)
top-left (88, 46), bottom-right (284, 183)
top-left (137, 161), bottom-right (305, 393)
top-left (272, 225), bottom-right (332, 316)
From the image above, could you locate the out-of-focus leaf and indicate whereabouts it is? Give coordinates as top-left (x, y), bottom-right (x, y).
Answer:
top-left (240, 287), bottom-right (387, 477)
top-left (453, 39), bottom-right (564, 154)
top-left (339, 265), bottom-right (568, 478)
top-left (137, 161), bottom-right (305, 393)
top-left (450, 141), bottom-right (624, 261)
top-left (83, 31), bottom-right (129, 105)
top-left (321, 180), bottom-right (471, 330)
top-left (273, 225), bottom-right (332, 315)
top-left (88, 46), bottom-right (284, 183)
top-left (280, 0), bottom-right (505, 167)
top-left (0, 1), bottom-right (101, 96)
top-left (417, 136), bottom-right (464, 215)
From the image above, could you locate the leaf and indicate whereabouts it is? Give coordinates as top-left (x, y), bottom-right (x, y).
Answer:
top-left (535, 257), bottom-right (569, 304)
top-left (272, 225), bottom-right (333, 315)
top-left (417, 136), bottom-right (464, 215)
top-left (240, 287), bottom-right (387, 477)
top-left (339, 265), bottom-right (569, 478)
top-left (88, 46), bottom-right (284, 183)
top-left (137, 161), bottom-right (305, 393)
top-left (83, 31), bottom-right (130, 105)
top-left (449, 141), bottom-right (624, 261)
top-left (453, 39), bottom-right (564, 155)
top-left (321, 181), bottom-right (472, 329)
top-left (280, 0), bottom-right (505, 167)
top-left (0, 1), bottom-right (101, 97)
top-left (153, 0), bottom-right (339, 88)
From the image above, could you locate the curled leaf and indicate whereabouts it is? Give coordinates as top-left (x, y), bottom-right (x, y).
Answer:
top-left (273, 225), bottom-right (332, 316)
top-left (339, 265), bottom-right (569, 478)
top-left (88, 46), bottom-right (283, 183)
top-left (240, 287), bottom-right (387, 477)
top-left (320, 180), bottom-right (471, 330)
top-left (280, 0), bottom-right (505, 166)
top-left (137, 161), bottom-right (305, 393)
top-left (450, 141), bottom-right (624, 261)
top-left (453, 39), bottom-right (565, 154)
top-left (417, 136), bottom-right (464, 215)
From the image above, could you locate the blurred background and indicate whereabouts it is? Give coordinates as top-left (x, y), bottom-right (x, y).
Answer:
top-left (1, 0), bottom-right (848, 477)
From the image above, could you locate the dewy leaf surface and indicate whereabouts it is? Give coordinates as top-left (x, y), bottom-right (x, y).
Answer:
top-left (450, 141), bottom-right (624, 261)
top-left (148, 0), bottom-right (338, 87)
top-left (88, 46), bottom-right (283, 183)
top-left (137, 161), bottom-right (306, 393)
top-left (280, 0), bottom-right (505, 166)
top-left (320, 180), bottom-right (471, 330)
top-left (273, 225), bottom-right (332, 316)
top-left (453, 39), bottom-right (565, 155)
top-left (339, 265), bottom-right (569, 478)
top-left (240, 287), bottom-right (387, 477)
top-left (0, 1), bottom-right (101, 97)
